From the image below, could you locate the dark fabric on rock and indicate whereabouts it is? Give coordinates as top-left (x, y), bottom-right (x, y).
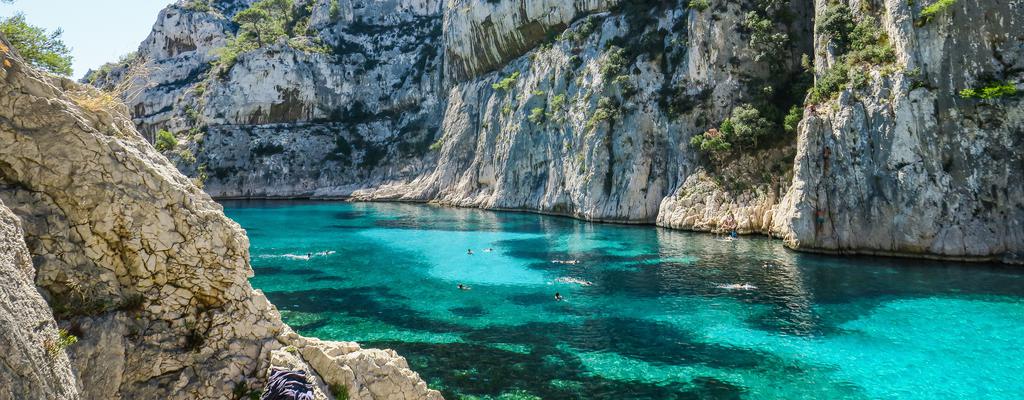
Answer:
top-left (260, 369), bottom-right (315, 400)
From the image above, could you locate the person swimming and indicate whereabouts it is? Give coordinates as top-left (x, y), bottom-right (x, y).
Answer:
top-left (484, 248), bottom-right (494, 252)
top-left (467, 249), bottom-right (474, 255)
top-left (717, 283), bottom-right (757, 290)
top-left (555, 277), bottom-right (594, 286)
top-left (554, 292), bottom-right (564, 301)
top-left (457, 283), bottom-right (470, 290)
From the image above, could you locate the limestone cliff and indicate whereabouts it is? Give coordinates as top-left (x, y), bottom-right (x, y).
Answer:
top-left (1, 35), bottom-right (441, 399)
top-left (771, 0), bottom-right (1024, 263)
top-left (91, 0), bottom-right (1022, 264)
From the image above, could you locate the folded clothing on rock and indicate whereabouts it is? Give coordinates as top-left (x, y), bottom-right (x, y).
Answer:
top-left (260, 368), bottom-right (315, 400)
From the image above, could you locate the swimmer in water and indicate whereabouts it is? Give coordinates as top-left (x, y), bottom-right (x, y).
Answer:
top-left (457, 283), bottom-right (470, 290)
top-left (467, 249), bottom-right (474, 255)
top-left (484, 248), bottom-right (494, 252)
top-left (307, 252), bottom-right (312, 258)
top-left (554, 292), bottom-right (564, 301)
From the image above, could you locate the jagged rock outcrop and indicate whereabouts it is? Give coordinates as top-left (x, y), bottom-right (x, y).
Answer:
top-left (92, 0), bottom-right (1022, 263)
top-left (770, 0), bottom-right (1024, 263)
top-left (1, 35), bottom-right (441, 399)
top-left (442, 0), bottom-right (618, 82)
top-left (0, 199), bottom-right (79, 400)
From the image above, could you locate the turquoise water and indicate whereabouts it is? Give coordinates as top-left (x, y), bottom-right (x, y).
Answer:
top-left (223, 201), bottom-right (1024, 400)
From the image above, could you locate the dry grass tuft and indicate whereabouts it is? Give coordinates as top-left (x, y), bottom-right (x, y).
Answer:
top-left (69, 89), bottom-right (120, 112)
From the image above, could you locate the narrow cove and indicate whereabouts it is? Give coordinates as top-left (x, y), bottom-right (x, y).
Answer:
top-left (225, 200), bottom-right (1024, 400)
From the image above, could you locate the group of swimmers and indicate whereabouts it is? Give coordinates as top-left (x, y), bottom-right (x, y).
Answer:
top-left (459, 247), bottom-right (582, 301)
top-left (457, 283), bottom-right (565, 301)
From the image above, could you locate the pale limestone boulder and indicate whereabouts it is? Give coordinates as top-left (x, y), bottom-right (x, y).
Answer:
top-left (280, 333), bottom-right (444, 400)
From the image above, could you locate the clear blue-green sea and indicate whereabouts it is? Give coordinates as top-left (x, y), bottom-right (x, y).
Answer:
top-left (223, 200), bottom-right (1024, 400)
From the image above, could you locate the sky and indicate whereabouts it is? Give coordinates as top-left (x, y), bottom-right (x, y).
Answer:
top-left (0, 0), bottom-right (173, 79)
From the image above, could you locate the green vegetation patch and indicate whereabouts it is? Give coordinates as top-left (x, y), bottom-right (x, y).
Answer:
top-left (959, 81), bottom-right (1018, 99)
top-left (492, 71), bottom-right (520, 92)
top-left (155, 129), bottom-right (178, 152)
top-left (45, 329), bottom-right (78, 358)
top-left (212, 0), bottom-right (327, 76)
top-left (809, 3), bottom-right (895, 103)
top-left (689, 0), bottom-right (710, 12)
top-left (0, 13), bottom-right (73, 75)
top-left (918, 0), bottom-right (957, 26)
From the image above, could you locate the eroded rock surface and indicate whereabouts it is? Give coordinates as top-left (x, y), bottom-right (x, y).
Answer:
top-left (0, 200), bottom-right (79, 400)
top-left (770, 0), bottom-right (1024, 263)
top-left (1, 35), bottom-right (441, 399)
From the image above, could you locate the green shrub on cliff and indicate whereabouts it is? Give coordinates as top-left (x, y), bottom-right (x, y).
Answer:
top-left (429, 138), bottom-right (445, 152)
top-left (744, 11), bottom-right (789, 66)
top-left (492, 71), bottom-right (520, 92)
top-left (599, 46), bottom-right (628, 80)
top-left (528, 107), bottom-right (546, 124)
top-left (183, 0), bottom-right (211, 12)
top-left (0, 13), bottom-right (73, 75)
top-left (918, 0), bottom-right (957, 26)
top-left (691, 104), bottom-right (778, 157)
top-left (329, 383), bottom-right (350, 400)
top-left (959, 81), bottom-right (1018, 99)
top-left (44, 329), bottom-right (78, 358)
top-left (234, 0), bottom-right (292, 47)
top-left (783, 105), bottom-right (803, 134)
top-left (155, 129), bottom-right (178, 152)
top-left (213, 0), bottom-right (328, 75)
top-left (329, 0), bottom-right (341, 20)
top-left (586, 97), bottom-right (619, 130)
top-left (689, 0), bottom-right (710, 12)
top-left (726, 104), bottom-right (774, 150)
top-left (808, 5), bottom-right (895, 103)
top-left (816, 2), bottom-right (854, 51)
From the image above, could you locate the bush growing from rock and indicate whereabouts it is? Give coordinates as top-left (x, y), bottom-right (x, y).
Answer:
top-left (492, 71), bottom-right (520, 92)
top-left (155, 129), bottom-right (178, 151)
top-left (528, 107), bottom-right (546, 124)
top-left (44, 329), bottom-right (78, 358)
top-left (689, 0), bottom-right (710, 12)
top-left (959, 81), bottom-right (1018, 99)
top-left (918, 0), bottom-right (957, 26)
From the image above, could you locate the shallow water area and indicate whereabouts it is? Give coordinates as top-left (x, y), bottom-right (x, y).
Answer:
top-left (223, 200), bottom-right (1024, 400)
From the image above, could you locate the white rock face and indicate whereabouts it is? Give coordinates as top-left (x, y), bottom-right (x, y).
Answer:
top-left (442, 0), bottom-right (619, 82)
top-left (91, 0), bottom-right (1022, 274)
top-left (0, 199), bottom-right (79, 400)
top-left (1, 35), bottom-right (442, 399)
top-left (770, 0), bottom-right (1024, 263)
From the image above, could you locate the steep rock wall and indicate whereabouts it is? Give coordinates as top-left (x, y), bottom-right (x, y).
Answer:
top-left (0, 199), bottom-right (79, 400)
top-left (770, 0), bottom-right (1024, 263)
top-left (355, 1), bottom-right (807, 229)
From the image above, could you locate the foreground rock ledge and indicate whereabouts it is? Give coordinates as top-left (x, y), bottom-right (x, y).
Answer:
top-left (0, 35), bottom-right (442, 399)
